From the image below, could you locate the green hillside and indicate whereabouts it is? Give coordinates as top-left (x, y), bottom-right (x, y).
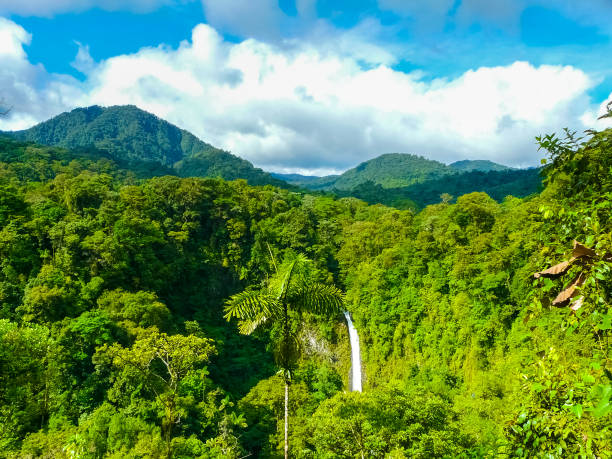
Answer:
top-left (450, 159), bottom-right (513, 172)
top-left (339, 167), bottom-right (543, 209)
top-left (276, 154), bottom-right (542, 209)
top-left (8, 105), bottom-right (286, 187)
top-left (332, 153), bottom-right (452, 189)
top-left (271, 172), bottom-right (340, 190)
top-left (275, 153), bottom-right (452, 191)
top-left (6, 107), bottom-right (536, 203)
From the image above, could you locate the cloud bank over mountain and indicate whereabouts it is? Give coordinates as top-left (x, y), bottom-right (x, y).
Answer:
top-left (0, 17), bottom-right (610, 174)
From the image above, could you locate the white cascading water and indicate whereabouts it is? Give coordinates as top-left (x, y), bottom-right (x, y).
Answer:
top-left (344, 311), bottom-right (362, 392)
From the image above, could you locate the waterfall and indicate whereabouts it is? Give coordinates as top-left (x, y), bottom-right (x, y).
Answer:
top-left (344, 311), bottom-right (362, 392)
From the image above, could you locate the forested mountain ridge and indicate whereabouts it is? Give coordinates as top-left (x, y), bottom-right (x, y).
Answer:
top-left (5, 105), bottom-right (287, 187)
top-left (336, 167), bottom-right (542, 209)
top-left (275, 153), bottom-right (541, 209)
top-left (275, 156), bottom-right (515, 191)
top-left (270, 172), bottom-right (340, 189)
top-left (4, 105), bottom-right (538, 208)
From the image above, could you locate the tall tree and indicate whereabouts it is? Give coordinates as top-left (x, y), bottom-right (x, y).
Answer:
top-left (224, 253), bottom-right (343, 459)
top-left (95, 329), bottom-right (216, 458)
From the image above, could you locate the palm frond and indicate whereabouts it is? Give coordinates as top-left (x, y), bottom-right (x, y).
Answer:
top-left (267, 253), bottom-right (311, 299)
top-left (291, 282), bottom-right (344, 315)
top-left (224, 290), bottom-right (280, 322)
top-left (278, 259), bottom-right (298, 300)
top-left (266, 242), bottom-right (279, 274)
top-left (237, 312), bottom-right (270, 334)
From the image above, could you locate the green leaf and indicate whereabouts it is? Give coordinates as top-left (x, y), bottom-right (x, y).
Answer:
top-left (291, 282), bottom-right (344, 315)
top-left (570, 404), bottom-right (583, 419)
top-left (592, 385), bottom-right (612, 418)
top-left (599, 314), bottom-right (611, 330)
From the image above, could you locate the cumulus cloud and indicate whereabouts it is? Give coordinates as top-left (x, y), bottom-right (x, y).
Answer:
top-left (0, 0), bottom-right (181, 17)
top-left (0, 18), bottom-right (606, 173)
top-left (0, 18), bottom-right (84, 130)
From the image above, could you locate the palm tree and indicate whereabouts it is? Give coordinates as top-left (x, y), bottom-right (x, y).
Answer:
top-left (224, 253), bottom-right (343, 459)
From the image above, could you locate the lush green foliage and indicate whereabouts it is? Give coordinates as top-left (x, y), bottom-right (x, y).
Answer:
top-left (336, 127), bottom-right (611, 457)
top-left (0, 119), bottom-right (609, 458)
top-left (0, 135), bottom-right (353, 457)
top-left (305, 387), bottom-right (473, 458)
top-left (334, 167), bottom-right (542, 209)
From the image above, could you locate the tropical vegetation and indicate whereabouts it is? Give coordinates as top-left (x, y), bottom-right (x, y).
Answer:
top-left (0, 105), bottom-right (610, 457)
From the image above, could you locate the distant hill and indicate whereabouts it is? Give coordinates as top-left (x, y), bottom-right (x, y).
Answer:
top-left (449, 160), bottom-right (513, 172)
top-left (274, 154), bottom-right (455, 191)
top-left (271, 172), bottom-right (340, 190)
top-left (336, 168), bottom-right (542, 209)
top-left (332, 153), bottom-right (452, 190)
top-left (7, 105), bottom-right (287, 187)
top-left (275, 153), bottom-right (542, 209)
top-left (270, 172), bottom-right (321, 184)
top-left (0, 136), bottom-right (178, 183)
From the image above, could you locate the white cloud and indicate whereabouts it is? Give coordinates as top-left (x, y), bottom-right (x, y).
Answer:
top-left (580, 95), bottom-right (612, 130)
top-left (72, 42), bottom-right (95, 74)
top-left (312, 18), bottom-right (399, 67)
top-left (0, 0), bottom-right (180, 17)
top-left (0, 18), bottom-right (84, 130)
top-left (0, 18), bottom-right (605, 173)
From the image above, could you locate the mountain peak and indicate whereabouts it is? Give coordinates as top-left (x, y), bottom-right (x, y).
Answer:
top-left (333, 152), bottom-right (451, 190)
top-left (7, 105), bottom-right (286, 187)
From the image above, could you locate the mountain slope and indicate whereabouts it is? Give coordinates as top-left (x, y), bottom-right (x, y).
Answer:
top-left (336, 167), bottom-right (542, 209)
top-left (449, 159), bottom-right (513, 172)
top-left (272, 154), bottom-right (454, 191)
top-left (271, 172), bottom-right (340, 190)
top-left (274, 153), bottom-right (541, 209)
top-left (332, 153), bottom-right (452, 190)
top-left (8, 105), bottom-right (287, 187)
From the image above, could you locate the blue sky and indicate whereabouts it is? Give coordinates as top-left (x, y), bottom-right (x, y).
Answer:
top-left (1, 0), bottom-right (611, 173)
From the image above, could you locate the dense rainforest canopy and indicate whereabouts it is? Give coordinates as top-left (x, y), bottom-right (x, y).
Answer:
top-left (0, 119), bottom-right (610, 458)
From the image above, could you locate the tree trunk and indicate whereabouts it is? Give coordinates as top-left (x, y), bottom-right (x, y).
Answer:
top-left (284, 382), bottom-right (289, 459)
top-left (165, 402), bottom-right (174, 459)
